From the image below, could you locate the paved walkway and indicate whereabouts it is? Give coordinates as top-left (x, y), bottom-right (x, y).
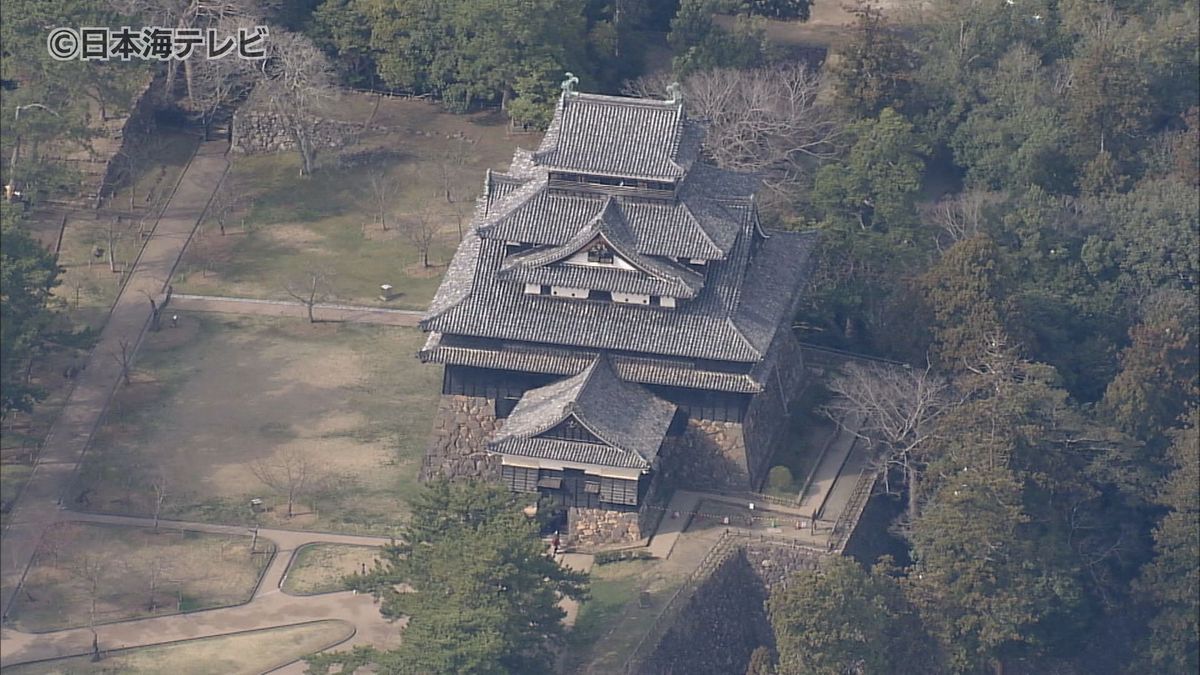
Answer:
top-left (797, 411), bottom-right (862, 519)
top-left (0, 513), bottom-right (402, 667)
top-left (170, 294), bottom-right (423, 326)
top-left (1, 139), bottom-right (230, 622)
top-left (647, 491), bottom-right (702, 560)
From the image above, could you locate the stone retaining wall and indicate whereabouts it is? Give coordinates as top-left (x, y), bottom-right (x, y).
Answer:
top-left (231, 109), bottom-right (359, 155)
top-left (568, 507), bottom-right (642, 547)
top-left (661, 418), bottom-right (749, 491)
top-left (420, 394), bottom-right (501, 481)
top-left (637, 550), bottom-right (774, 675)
top-left (634, 539), bottom-right (823, 675)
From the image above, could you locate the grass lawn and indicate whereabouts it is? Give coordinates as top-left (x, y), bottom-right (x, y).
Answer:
top-left (71, 313), bottom-right (442, 535)
top-left (0, 619), bottom-right (353, 675)
top-left (282, 543), bottom-right (380, 596)
top-left (173, 93), bottom-right (534, 309)
top-left (53, 130), bottom-right (200, 332)
top-left (8, 522), bottom-right (273, 633)
top-left (563, 559), bottom-right (687, 674)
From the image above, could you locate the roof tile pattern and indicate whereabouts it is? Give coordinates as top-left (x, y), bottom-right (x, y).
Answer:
top-left (534, 93), bottom-right (695, 180)
top-left (488, 356), bottom-right (676, 469)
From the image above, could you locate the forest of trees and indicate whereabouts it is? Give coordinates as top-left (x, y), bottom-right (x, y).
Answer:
top-left (1, 0), bottom-right (1195, 673)
top-left (763, 2), bottom-right (1199, 673)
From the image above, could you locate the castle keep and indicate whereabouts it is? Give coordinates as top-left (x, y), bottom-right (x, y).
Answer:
top-left (419, 84), bottom-right (817, 545)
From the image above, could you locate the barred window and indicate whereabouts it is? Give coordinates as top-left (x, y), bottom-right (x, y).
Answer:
top-left (501, 465), bottom-right (539, 493)
top-left (599, 477), bottom-right (639, 506)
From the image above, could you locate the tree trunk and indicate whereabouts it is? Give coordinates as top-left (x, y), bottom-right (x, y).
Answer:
top-left (906, 460), bottom-right (919, 524)
top-left (183, 52), bottom-right (195, 106)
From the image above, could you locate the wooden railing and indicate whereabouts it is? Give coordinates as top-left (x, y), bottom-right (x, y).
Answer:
top-left (829, 465), bottom-right (881, 554)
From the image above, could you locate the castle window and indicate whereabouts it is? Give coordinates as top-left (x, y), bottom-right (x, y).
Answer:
top-left (588, 289), bottom-right (613, 302)
top-left (587, 243), bottom-right (614, 264)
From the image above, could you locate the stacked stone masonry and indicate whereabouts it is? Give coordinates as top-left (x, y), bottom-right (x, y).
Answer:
top-left (635, 539), bottom-right (822, 675)
top-left (637, 550), bottom-right (775, 675)
top-left (421, 394), bottom-right (502, 481)
top-left (568, 507), bottom-right (642, 547)
top-left (231, 109), bottom-right (359, 155)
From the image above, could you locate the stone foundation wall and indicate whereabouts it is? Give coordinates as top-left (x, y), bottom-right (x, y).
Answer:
top-left (633, 539), bottom-right (823, 675)
top-left (661, 418), bottom-right (750, 491)
top-left (420, 394), bottom-right (502, 481)
top-left (637, 550), bottom-right (774, 675)
top-left (231, 108), bottom-right (359, 155)
top-left (567, 507), bottom-right (643, 548)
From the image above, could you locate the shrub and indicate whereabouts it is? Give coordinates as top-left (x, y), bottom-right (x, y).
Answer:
top-left (767, 465), bottom-right (794, 493)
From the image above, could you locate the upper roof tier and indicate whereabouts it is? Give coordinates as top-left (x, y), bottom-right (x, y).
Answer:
top-left (533, 92), bottom-right (702, 182)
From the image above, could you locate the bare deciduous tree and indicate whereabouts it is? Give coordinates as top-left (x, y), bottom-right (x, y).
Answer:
top-left (208, 177), bottom-right (242, 236)
top-left (250, 449), bottom-right (327, 518)
top-left (112, 338), bottom-right (134, 386)
top-left (624, 65), bottom-right (844, 196)
top-left (365, 173), bottom-right (399, 232)
top-left (257, 32), bottom-right (336, 176)
top-left (150, 466), bottom-right (170, 530)
top-left (823, 362), bottom-right (955, 523)
top-left (920, 189), bottom-right (998, 252)
top-left (74, 553), bottom-right (107, 662)
top-left (284, 271), bottom-right (331, 323)
top-left (399, 209), bottom-right (439, 267)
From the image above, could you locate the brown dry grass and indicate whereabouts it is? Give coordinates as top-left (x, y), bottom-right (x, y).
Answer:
top-left (9, 522), bottom-right (273, 633)
top-left (173, 93), bottom-right (531, 310)
top-left (282, 543), bottom-right (381, 596)
top-left (0, 619), bottom-right (354, 675)
top-left (72, 314), bottom-right (440, 535)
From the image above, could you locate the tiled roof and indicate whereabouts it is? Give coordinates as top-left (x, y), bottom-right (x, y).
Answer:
top-left (488, 355), bottom-right (676, 469)
top-left (478, 177), bottom-right (740, 261)
top-left (422, 87), bottom-right (819, 369)
top-left (422, 221), bottom-right (817, 363)
top-left (489, 437), bottom-right (651, 470)
top-left (419, 332), bottom-right (767, 393)
top-left (495, 197), bottom-right (706, 298)
top-left (533, 93), bottom-right (699, 181)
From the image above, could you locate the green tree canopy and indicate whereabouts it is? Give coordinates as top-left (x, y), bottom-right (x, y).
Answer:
top-left (770, 557), bottom-right (941, 675)
top-left (315, 480), bottom-right (587, 674)
top-left (1135, 411), bottom-right (1200, 673)
top-left (1, 214), bottom-right (62, 416)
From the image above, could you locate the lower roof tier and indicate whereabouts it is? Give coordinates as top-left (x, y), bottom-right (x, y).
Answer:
top-left (420, 332), bottom-right (770, 394)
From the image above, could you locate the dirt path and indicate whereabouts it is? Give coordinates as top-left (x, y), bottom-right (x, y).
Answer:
top-left (0, 511), bottom-right (402, 667)
top-left (169, 293), bottom-right (423, 326)
top-left (0, 138), bottom-right (230, 622)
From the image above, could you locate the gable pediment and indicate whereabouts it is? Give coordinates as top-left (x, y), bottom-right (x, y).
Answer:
top-left (536, 414), bottom-right (606, 445)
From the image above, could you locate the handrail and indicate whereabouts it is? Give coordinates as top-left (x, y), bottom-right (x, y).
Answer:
top-left (829, 465), bottom-right (880, 554)
top-left (796, 342), bottom-right (909, 368)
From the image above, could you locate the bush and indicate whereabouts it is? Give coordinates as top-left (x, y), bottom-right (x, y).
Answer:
top-left (594, 548), bottom-right (653, 565)
top-left (767, 465), bottom-right (794, 493)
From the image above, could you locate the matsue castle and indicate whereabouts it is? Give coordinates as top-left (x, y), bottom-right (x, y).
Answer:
top-left (419, 80), bottom-right (817, 546)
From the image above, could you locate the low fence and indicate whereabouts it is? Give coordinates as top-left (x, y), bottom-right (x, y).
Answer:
top-left (828, 465), bottom-right (881, 554)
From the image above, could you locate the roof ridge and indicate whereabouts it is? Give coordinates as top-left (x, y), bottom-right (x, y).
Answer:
top-left (565, 91), bottom-right (682, 109)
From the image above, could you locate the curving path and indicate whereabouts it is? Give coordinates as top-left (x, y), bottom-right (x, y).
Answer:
top-left (0, 510), bottom-right (404, 668)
